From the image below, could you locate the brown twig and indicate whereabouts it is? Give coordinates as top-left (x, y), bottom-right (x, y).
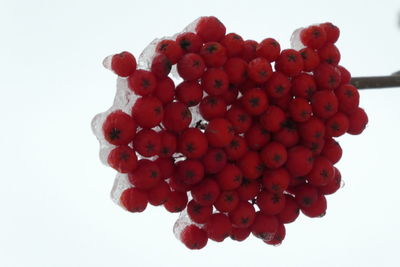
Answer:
top-left (350, 72), bottom-right (400, 89)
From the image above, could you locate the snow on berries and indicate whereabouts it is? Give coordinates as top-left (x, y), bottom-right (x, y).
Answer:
top-left (92, 16), bottom-right (369, 249)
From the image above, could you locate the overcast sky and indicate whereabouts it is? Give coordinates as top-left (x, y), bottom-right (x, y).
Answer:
top-left (1, 0), bottom-right (400, 266)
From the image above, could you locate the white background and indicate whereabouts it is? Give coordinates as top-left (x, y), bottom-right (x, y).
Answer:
top-left (1, 0), bottom-right (400, 266)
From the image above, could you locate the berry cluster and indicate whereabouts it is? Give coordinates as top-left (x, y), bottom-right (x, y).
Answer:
top-left (93, 16), bottom-right (368, 250)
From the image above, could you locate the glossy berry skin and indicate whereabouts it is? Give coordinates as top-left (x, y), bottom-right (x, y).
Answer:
top-left (288, 97), bottom-right (312, 122)
top-left (318, 43), bottom-right (341, 65)
top-left (248, 57), bottom-right (273, 83)
top-left (178, 128), bottom-right (208, 159)
top-left (320, 22), bottom-right (340, 43)
top-left (111, 51), bottom-right (137, 77)
top-left (256, 38), bottom-right (280, 62)
top-left (205, 118), bottom-right (235, 148)
top-left (128, 69), bottom-right (157, 96)
top-left (176, 81), bottom-right (203, 106)
top-left (311, 90), bottom-right (339, 119)
top-left (319, 167), bottom-right (341, 195)
top-left (313, 63), bottom-right (341, 90)
top-left (128, 159), bottom-right (161, 190)
top-left (325, 112), bottom-right (349, 137)
top-left (187, 200), bottom-right (213, 224)
top-left (291, 73), bottom-right (317, 100)
top-left (277, 194), bottom-right (300, 224)
top-left (177, 53), bottom-right (206, 81)
top-left (176, 32), bottom-right (202, 53)
top-left (321, 138), bottom-right (342, 164)
top-left (229, 201), bottom-right (256, 228)
top-left (151, 54), bottom-right (171, 79)
top-left (164, 191), bottom-right (188, 212)
top-left (300, 25), bottom-right (327, 49)
top-left (264, 223), bottom-right (286, 245)
top-left (335, 84), bottom-right (360, 115)
top-left (107, 145), bottom-right (138, 173)
top-left (275, 49), bottom-right (304, 77)
top-left (120, 187), bottom-right (148, 213)
top-left (180, 225), bottom-right (208, 250)
top-left (204, 213), bottom-right (232, 242)
top-left (102, 110), bottom-right (137, 146)
top-left (195, 16), bottom-right (226, 42)
top-left (131, 96), bottom-right (163, 129)
top-left (162, 102), bottom-right (192, 132)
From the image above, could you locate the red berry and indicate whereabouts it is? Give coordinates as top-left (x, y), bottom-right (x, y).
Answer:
top-left (319, 167), bottom-right (341, 195)
top-left (241, 39), bottom-right (258, 62)
top-left (216, 163), bottom-right (243, 190)
top-left (162, 102), bottom-right (192, 132)
top-left (131, 96), bottom-right (163, 129)
top-left (221, 85), bottom-right (239, 105)
top-left (224, 135), bottom-right (248, 161)
top-left (176, 159), bottom-right (205, 185)
top-left (241, 88), bottom-right (269, 116)
top-left (102, 110), bottom-right (137, 145)
top-left (262, 168), bottom-right (290, 194)
top-left (201, 68), bottom-right (229, 96)
top-left (275, 49), bottom-right (304, 77)
top-left (238, 151), bottom-right (264, 180)
top-left (176, 81), bottom-right (203, 107)
top-left (200, 42), bottom-right (227, 67)
top-left (230, 227), bottom-right (251, 241)
top-left (224, 57), bottom-right (248, 85)
top-left (111, 51), bottom-right (137, 77)
top-left (299, 47), bottom-right (320, 72)
top-left (321, 138), bottom-right (342, 164)
top-left (120, 187), bottom-right (148, 212)
top-left (195, 16), bottom-right (226, 42)
top-left (179, 128), bottom-right (208, 159)
top-left (199, 96), bottom-right (227, 120)
top-left (318, 43), bottom-right (341, 65)
top-left (264, 71), bottom-right (291, 98)
top-left (107, 145), bottom-right (138, 173)
top-left (260, 142), bottom-right (287, 169)
top-left (248, 57), bottom-right (273, 83)
top-left (272, 119), bottom-right (299, 148)
top-left (295, 184), bottom-right (319, 208)
top-left (288, 97), bottom-right (312, 122)
top-left (260, 105), bottom-right (286, 132)
top-left (176, 32), bottom-right (202, 53)
top-left (150, 54), bottom-right (172, 78)
top-left (244, 124), bottom-right (271, 151)
top-left (214, 190), bottom-right (240, 212)
top-left (320, 22), bottom-right (340, 43)
top-left (154, 77), bottom-right (175, 105)
top-left (187, 200), bottom-right (213, 224)
top-left (221, 33), bottom-right (244, 57)
top-left (205, 118), bottom-right (235, 148)
top-left (158, 130), bottom-right (177, 158)
top-left (164, 191), bottom-right (188, 212)
top-left (237, 178), bottom-right (260, 201)
top-left (229, 201), bottom-right (256, 228)
top-left (337, 65), bottom-right (351, 85)
top-left (156, 39), bottom-right (183, 64)
top-left (204, 213), bottom-right (232, 242)
top-left (251, 212), bottom-right (278, 241)
top-left (325, 112), bottom-right (349, 137)
top-left (264, 223), bottom-right (286, 245)
top-left (300, 25), bottom-right (327, 49)
top-left (128, 159), bottom-right (161, 190)
top-left (301, 194), bottom-right (327, 218)
top-left (256, 191), bottom-right (286, 215)
top-left (277, 194), bottom-right (300, 224)
top-left (291, 73), bottom-right (317, 100)
top-left (347, 107), bottom-right (368, 135)
top-left (225, 105), bottom-right (252, 134)
top-left (180, 225), bottom-right (208, 250)
top-left (191, 178), bottom-right (221, 206)
top-left (202, 148), bottom-right (227, 174)
top-left (285, 146), bottom-right (314, 177)
top-left (154, 157), bottom-right (175, 179)
top-left (335, 84), bottom-right (360, 115)
top-left (307, 156), bottom-right (335, 186)
top-left (311, 90), bottom-right (338, 119)
top-left (298, 117), bottom-right (326, 142)
top-left (313, 63), bottom-right (341, 90)
top-left (147, 180), bottom-right (171, 206)
top-left (256, 38), bottom-right (281, 62)
top-left (177, 53), bottom-right (206, 81)
top-left (133, 129), bottom-right (161, 157)
top-left (128, 69), bottom-right (157, 96)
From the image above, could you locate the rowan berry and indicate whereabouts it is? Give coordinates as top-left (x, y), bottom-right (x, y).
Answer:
top-left (300, 25), bottom-right (327, 49)
top-left (260, 142), bottom-right (287, 169)
top-left (200, 42), bottom-right (227, 67)
top-left (180, 225), bottom-right (208, 250)
top-left (224, 135), bottom-right (248, 161)
top-left (102, 110), bottom-right (137, 145)
top-left (214, 190), bottom-right (240, 212)
top-left (216, 163), bottom-right (243, 190)
top-left (158, 130), bottom-right (177, 158)
top-left (294, 184), bottom-right (319, 208)
top-left (325, 112), bottom-right (349, 137)
top-left (288, 97), bottom-right (312, 122)
top-left (147, 180), bottom-right (171, 206)
top-left (311, 90), bottom-right (338, 119)
top-left (223, 57), bottom-right (248, 85)
top-left (205, 213), bottom-right (232, 242)
top-left (291, 73), bottom-right (317, 100)
top-left (319, 167), bottom-right (341, 195)
top-left (187, 199), bottom-right (213, 224)
top-left (176, 32), bottom-right (202, 53)
top-left (128, 69), bottom-right (157, 96)
top-left (221, 33), bottom-right (244, 57)
top-left (260, 105), bottom-right (286, 132)
top-left (229, 201), bottom-right (256, 228)
top-left (107, 146), bottom-right (138, 173)
top-left (275, 49), bottom-right (304, 77)
top-left (256, 191), bottom-right (286, 215)
top-left (230, 227), bottom-right (251, 241)
top-left (164, 191), bottom-right (188, 212)
top-left (191, 178), bottom-right (221, 206)
top-left (131, 96), bottom-right (163, 129)
top-left (347, 107), bottom-right (368, 135)
top-left (299, 47), bottom-right (320, 72)
top-left (318, 43), bottom-right (341, 65)
top-left (133, 129), bottom-right (161, 157)
top-left (156, 39), bottom-right (183, 64)
top-left (199, 96), bottom-right (227, 121)
top-left (238, 151), bottom-right (264, 180)
top-left (195, 16), bottom-right (226, 42)
top-left (120, 187), bottom-right (148, 213)
top-left (205, 118), bottom-right (235, 147)
top-left (150, 54), bottom-right (172, 78)
top-left (128, 159), bottom-right (161, 190)
top-left (244, 124), bottom-right (271, 151)
top-left (111, 51), bottom-right (137, 77)
top-left (313, 63), bottom-right (341, 90)
top-left (153, 77), bottom-right (175, 105)
top-left (264, 71), bottom-right (291, 98)
top-left (262, 168), bottom-right (290, 194)
top-left (301, 194), bottom-right (327, 218)
top-left (177, 53), bottom-right (206, 81)
top-left (248, 57), bottom-right (273, 83)
top-left (320, 22), bottom-right (340, 43)
top-left (201, 68), bottom-right (229, 95)
top-left (251, 212), bottom-right (278, 241)
top-left (176, 81), bottom-right (203, 106)
top-left (285, 146), bottom-right (314, 177)
top-left (321, 138), bottom-right (342, 164)
top-left (237, 178), bottom-right (260, 201)
top-left (277, 194), bottom-right (300, 224)
top-left (202, 148), bottom-right (227, 174)
top-left (256, 38), bottom-right (281, 62)
top-left (162, 102), bottom-right (192, 132)
top-left (307, 156), bottom-right (335, 187)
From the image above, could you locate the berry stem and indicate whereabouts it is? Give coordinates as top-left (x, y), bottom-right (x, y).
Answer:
top-left (351, 72), bottom-right (400, 89)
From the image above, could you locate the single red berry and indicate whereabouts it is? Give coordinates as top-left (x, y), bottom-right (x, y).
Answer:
top-left (154, 77), bottom-right (175, 105)
top-left (319, 167), bottom-right (341, 195)
top-left (256, 38), bottom-right (280, 62)
top-left (128, 69), bottom-right (157, 96)
top-left (221, 32), bottom-right (244, 57)
top-left (301, 138), bottom-right (326, 156)
top-left (320, 22), bottom-right (340, 43)
top-left (180, 224), bottom-right (208, 250)
top-left (224, 135), bottom-right (248, 161)
top-left (307, 156), bottom-right (335, 186)
top-left (176, 81), bottom-right (203, 107)
top-left (260, 142), bottom-right (287, 169)
top-left (147, 180), bottom-right (171, 206)
top-left (289, 176), bottom-right (307, 187)
top-left (264, 71), bottom-right (291, 98)
top-left (262, 168), bottom-right (290, 194)
top-left (202, 68), bottom-right (229, 96)
top-left (277, 194), bottom-right (300, 224)
top-left (337, 65), bottom-right (351, 85)
top-left (325, 112), bottom-right (349, 137)
top-left (301, 194), bottom-right (327, 218)
top-left (225, 105), bottom-right (252, 134)
top-left (169, 175), bottom-right (192, 193)
top-left (195, 16), bottom-right (226, 42)
top-left (200, 42), bottom-right (227, 67)
top-left (133, 129), bottom-right (161, 157)
top-left (176, 32), bottom-right (202, 53)
top-left (248, 57), bottom-right (273, 83)
top-left (179, 128), bottom-right (208, 159)
top-left (214, 190), bottom-right (240, 212)
top-left (241, 39), bottom-right (258, 62)
top-left (291, 73), bottom-right (317, 100)
top-left (288, 97), bottom-right (312, 122)
top-left (260, 105), bottom-right (286, 132)
top-left (229, 201), bottom-right (256, 228)
top-left (318, 43), bottom-right (341, 65)
top-left (264, 223), bottom-right (286, 245)
top-left (158, 130), bottom-right (177, 158)
top-left (311, 90), bottom-right (338, 119)
top-left (257, 191), bottom-right (286, 215)
top-left (285, 146), bottom-right (314, 177)
top-left (154, 157), bottom-right (175, 179)
top-left (313, 63), bottom-right (341, 90)
top-left (191, 178), bottom-right (221, 206)
top-left (299, 47), bottom-right (320, 72)
top-left (128, 159), bottom-right (161, 190)
top-left (205, 118), bottom-right (235, 148)
top-left (107, 146), bottom-right (138, 173)
top-left (156, 39), bottom-right (183, 64)
top-left (187, 199), bottom-right (213, 224)
top-left (162, 102), bottom-right (192, 132)
top-left (298, 117), bottom-right (326, 142)
top-left (202, 148), bottom-right (227, 174)
top-left (177, 53), bottom-right (206, 81)
top-left (275, 49), bottom-right (304, 77)
top-left (102, 110), bottom-right (137, 145)
top-left (221, 85), bottom-right (239, 105)
top-left (238, 151), bottom-right (264, 180)
top-left (176, 159), bottom-right (204, 185)
top-left (224, 57), bottom-right (248, 85)
top-left (216, 163), bottom-right (243, 190)
top-left (272, 119), bottom-right (299, 148)
top-left (241, 88), bottom-right (269, 116)
top-left (164, 191), bottom-right (188, 212)
top-left (251, 212), bottom-right (278, 241)
top-left (300, 25), bottom-right (327, 49)
top-left (321, 138), bottom-right (342, 164)
top-left (150, 54), bottom-right (172, 78)
top-left (244, 124), bottom-right (271, 151)
top-left (230, 227), bottom-right (251, 241)
top-left (111, 51), bottom-right (137, 77)
top-left (237, 178), bottom-right (261, 201)
top-left (131, 96), bottom-right (163, 129)
top-left (335, 84), bottom-right (360, 115)
top-left (294, 184), bottom-right (319, 208)
top-left (347, 107), bottom-right (368, 135)
top-left (205, 213), bottom-right (232, 242)
top-left (120, 187), bottom-right (148, 212)
top-left (199, 95), bottom-right (227, 120)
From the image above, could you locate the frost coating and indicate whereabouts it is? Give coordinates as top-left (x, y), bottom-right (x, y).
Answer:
top-left (290, 27), bottom-right (305, 51)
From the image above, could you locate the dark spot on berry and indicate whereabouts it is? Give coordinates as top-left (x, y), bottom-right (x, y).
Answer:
top-left (214, 80), bottom-right (223, 88)
top-left (145, 142), bottom-right (155, 152)
top-left (287, 54), bottom-right (297, 62)
top-left (108, 128), bottom-right (121, 140)
top-left (206, 44), bottom-right (217, 53)
top-left (249, 97), bottom-right (260, 107)
top-left (150, 170), bottom-right (158, 178)
top-left (180, 39), bottom-right (191, 51)
top-left (141, 78), bottom-right (150, 88)
top-left (271, 194), bottom-right (281, 203)
top-left (119, 152), bottom-right (130, 161)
